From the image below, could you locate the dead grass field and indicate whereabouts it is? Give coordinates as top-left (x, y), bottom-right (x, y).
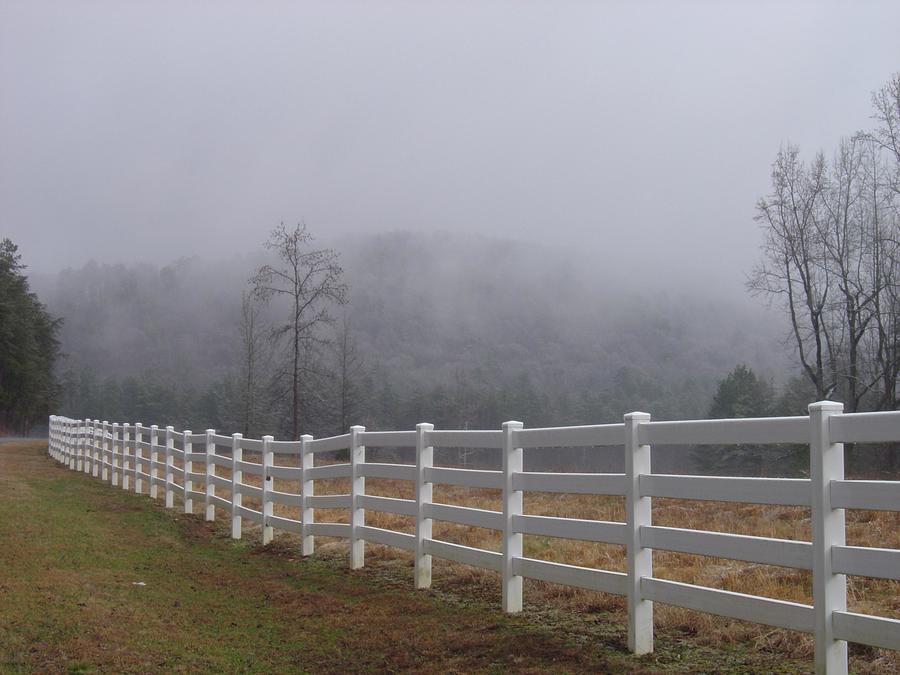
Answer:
top-left (16, 441), bottom-right (899, 673)
top-left (228, 449), bottom-right (900, 674)
top-left (1, 440), bottom-right (828, 674)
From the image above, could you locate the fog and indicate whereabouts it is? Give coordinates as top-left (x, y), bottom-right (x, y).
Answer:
top-left (3, 1), bottom-right (898, 297)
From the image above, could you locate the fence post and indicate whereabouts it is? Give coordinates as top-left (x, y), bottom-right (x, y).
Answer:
top-left (134, 422), bottom-right (143, 493)
top-left (810, 401), bottom-right (847, 675)
top-left (300, 434), bottom-right (314, 556)
top-left (67, 419), bottom-right (74, 468)
top-left (101, 421), bottom-right (109, 481)
top-left (122, 423), bottom-right (131, 491)
top-left (205, 429), bottom-right (215, 521)
top-left (85, 420), bottom-right (100, 478)
top-left (165, 426), bottom-right (175, 508)
top-left (75, 419), bottom-right (84, 472)
top-left (149, 425), bottom-right (159, 498)
top-left (231, 433), bottom-right (242, 539)
top-left (261, 435), bottom-right (274, 545)
top-left (415, 422), bottom-right (434, 589)
top-left (79, 419), bottom-right (87, 472)
top-left (83, 420), bottom-right (91, 474)
top-left (349, 425), bottom-right (366, 570)
top-left (183, 430), bottom-right (193, 514)
top-left (502, 420), bottom-right (524, 613)
top-left (626, 411), bottom-right (653, 655)
top-left (111, 422), bottom-right (120, 486)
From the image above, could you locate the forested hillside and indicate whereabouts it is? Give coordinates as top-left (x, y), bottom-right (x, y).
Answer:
top-left (38, 231), bottom-right (790, 442)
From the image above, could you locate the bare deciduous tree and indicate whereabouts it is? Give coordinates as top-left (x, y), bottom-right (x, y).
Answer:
top-left (251, 223), bottom-right (348, 439)
top-left (750, 73), bottom-right (900, 416)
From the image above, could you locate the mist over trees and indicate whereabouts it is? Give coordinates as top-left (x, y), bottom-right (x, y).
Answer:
top-left (41, 229), bottom-right (790, 459)
top-left (0, 239), bottom-right (61, 434)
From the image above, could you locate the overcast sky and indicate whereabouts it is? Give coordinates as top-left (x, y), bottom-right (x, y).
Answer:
top-left (2, 1), bottom-right (898, 294)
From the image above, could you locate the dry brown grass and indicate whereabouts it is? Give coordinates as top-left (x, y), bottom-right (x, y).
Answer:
top-left (170, 451), bottom-right (900, 673)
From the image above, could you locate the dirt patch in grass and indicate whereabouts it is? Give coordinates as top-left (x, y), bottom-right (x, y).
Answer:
top-left (1, 441), bottom-right (815, 673)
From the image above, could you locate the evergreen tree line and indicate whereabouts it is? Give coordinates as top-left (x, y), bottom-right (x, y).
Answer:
top-left (0, 239), bottom-right (61, 434)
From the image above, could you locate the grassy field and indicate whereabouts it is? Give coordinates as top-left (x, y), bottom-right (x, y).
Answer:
top-left (0, 442), bottom-right (893, 674)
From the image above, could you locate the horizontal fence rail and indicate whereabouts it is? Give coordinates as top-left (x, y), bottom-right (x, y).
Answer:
top-left (46, 402), bottom-right (900, 675)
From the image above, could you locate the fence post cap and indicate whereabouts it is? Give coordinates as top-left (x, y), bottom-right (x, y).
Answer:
top-left (205, 428), bottom-right (215, 434)
top-left (300, 433), bottom-right (313, 441)
top-left (416, 422), bottom-right (434, 430)
top-left (502, 420), bottom-right (523, 428)
top-left (809, 400), bottom-right (844, 412)
top-left (624, 411), bottom-right (651, 421)
top-left (232, 432), bottom-right (242, 439)
top-left (350, 425), bottom-right (365, 432)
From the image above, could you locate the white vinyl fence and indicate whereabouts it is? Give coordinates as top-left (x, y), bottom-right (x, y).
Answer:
top-left (47, 402), bottom-right (900, 674)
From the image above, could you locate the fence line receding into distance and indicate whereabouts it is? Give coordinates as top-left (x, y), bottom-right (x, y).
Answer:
top-left (47, 403), bottom-right (900, 675)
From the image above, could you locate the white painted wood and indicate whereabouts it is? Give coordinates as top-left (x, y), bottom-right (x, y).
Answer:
top-left (350, 425), bottom-right (366, 569)
top-left (231, 433), bottom-right (242, 539)
top-left (306, 463), bottom-right (351, 480)
top-left (513, 514), bottom-right (627, 544)
top-left (626, 411), bottom-right (653, 655)
top-left (358, 462), bottom-right (417, 481)
top-left (810, 401), bottom-right (848, 675)
top-left (164, 426), bottom-right (175, 508)
top-left (133, 423), bottom-right (143, 493)
top-left (306, 494), bottom-right (352, 509)
top-left (641, 577), bottom-right (815, 633)
top-left (76, 419), bottom-right (84, 472)
top-left (236, 504), bottom-right (263, 523)
top-left (830, 480), bottom-right (900, 511)
top-left (239, 437), bottom-right (263, 451)
top-left (92, 420), bottom-right (101, 477)
top-left (423, 538), bottom-right (503, 572)
top-left (831, 545), bottom-right (900, 581)
top-left (358, 430), bottom-right (417, 447)
top-left (415, 422), bottom-right (434, 589)
top-left (425, 502), bottom-right (503, 530)
top-left (268, 489), bottom-right (298, 506)
top-left (235, 460), bottom-right (264, 475)
top-left (102, 422), bottom-right (110, 481)
top-left (267, 465), bottom-right (302, 480)
top-left (268, 439), bottom-right (303, 454)
top-left (111, 422), bottom-right (120, 486)
top-left (208, 474), bottom-right (231, 489)
top-left (149, 425), bottom-right (159, 498)
top-left (639, 416), bottom-right (809, 446)
top-left (502, 420), bottom-right (523, 613)
top-left (513, 471), bottom-right (626, 495)
top-left (832, 611), bottom-right (900, 651)
top-left (261, 435), bottom-right (274, 545)
top-left (426, 429), bottom-right (503, 449)
top-left (307, 522), bottom-right (350, 538)
top-left (829, 411), bottom-right (900, 444)
top-left (268, 514), bottom-right (303, 535)
top-left (306, 433), bottom-right (352, 454)
top-left (236, 482), bottom-right (262, 499)
top-left (183, 429), bottom-right (193, 514)
top-left (121, 423), bottom-right (132, 491)
top-left (424, 466), bottom-right (503, 489)
top-left (204, 429), bottom-right (215, 521)
top-left (640, 474), bottom-right (811, 506)
top-left (513, 423), bottom-right (625, 448)
top-left (358, 494), bottom-right (416, 517)
top-left (641, 525), bottom-right (812, 569)
top-left (513, 557), bottom-right (628, 595)
top-left (210, 494), bottom-right (230, 510)
top-left (300, 434), bottom-right (314, 556)
top-left (358, 525), bottom-right (416, 551)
